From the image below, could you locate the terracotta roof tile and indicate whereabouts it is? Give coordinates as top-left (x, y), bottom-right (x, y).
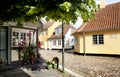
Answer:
top-left (76, 2), bottom-right (120, 33)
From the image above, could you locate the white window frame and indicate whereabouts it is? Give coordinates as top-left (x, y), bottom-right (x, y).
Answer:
top-left (93, 34), bottom-right (104, 45)
top-left (55, 27), bottom-right (62, 35)
top-left (12, 32), bottom-right (27, 47)
top-left (58, 40), bottom-right (61, 45)
top-left (53, 40), bottom-right (56, 45)
top-left (12, 32), bottom-right (19, 47)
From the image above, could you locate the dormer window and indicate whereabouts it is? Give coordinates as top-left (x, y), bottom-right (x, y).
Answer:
top-left (55, 27), bottom-right (62, 35)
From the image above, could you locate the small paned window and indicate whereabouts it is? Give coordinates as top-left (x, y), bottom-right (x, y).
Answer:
top-left (53, 40), bottom-right (56, 45)
top-left (12, 32), bottom-right (27, 47)
top-left (12, 32), bottom-right (19, 46)
top-left (58, 40), bottom-right (61, 45)
top-left (93, 34), bottom-right (104, 45)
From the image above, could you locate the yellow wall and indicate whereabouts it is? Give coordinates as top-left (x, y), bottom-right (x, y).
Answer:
top-left (48, 21), bottom-right (61, 37)
top-left (74, 34), bottom-right (81, 53)
top-left (39, 21), bottom-right (61, 49)
top-left (74, 30), bottom-right (120, 55)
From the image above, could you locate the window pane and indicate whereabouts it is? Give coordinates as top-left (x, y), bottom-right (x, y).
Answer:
top-left (20, 33), bottom-right (26, 41)
top-left (99, 34), bottom-right (104, 44)
top-left (58, 40), bottom-right (60, 45)
top-left (12, 32), bottom-right (19, 46)
top-left (93, 35), bottom-right (97, 44)
top-left (13, 32), bottom-right (18, 36)
top-left (53, 40), bottom-right (56, 45)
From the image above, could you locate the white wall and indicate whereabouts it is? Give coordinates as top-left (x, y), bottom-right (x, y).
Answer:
top-left (12, 28), bottom-right (36, 46)
top-left (48, 39), bottom-right (62, 49)
top-left (48, 28), bottom-right (74, 49)
top-left (65, 28), bottom-right (74, 46)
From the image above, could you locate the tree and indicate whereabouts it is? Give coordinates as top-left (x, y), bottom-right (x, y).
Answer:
top-left (0, 0), bottom-right (99, 72)
top-left (0, 0), bottom-right (99, 23)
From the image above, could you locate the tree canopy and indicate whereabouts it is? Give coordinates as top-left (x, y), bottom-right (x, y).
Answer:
top-left (0, 0), bottom-right (99, 23)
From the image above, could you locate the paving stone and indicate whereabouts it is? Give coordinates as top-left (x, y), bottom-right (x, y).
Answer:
top-left (40, 50), bottom-right (120, 77)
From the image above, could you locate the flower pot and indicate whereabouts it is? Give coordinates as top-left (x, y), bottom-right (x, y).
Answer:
top-left (30, 55), bottom-right (34, 64)
top-left (48, 64), bottom-right (52, 69)
top-left (52, 63), bottom-right (58, 69)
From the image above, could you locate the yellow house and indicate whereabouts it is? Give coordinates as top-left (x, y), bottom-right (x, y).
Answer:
top-left (39, 20), bottom-right (61, 49)
top-left (73, 2), bottom-right (120, 55)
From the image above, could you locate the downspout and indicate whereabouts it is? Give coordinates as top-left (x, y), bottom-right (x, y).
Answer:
top-left (83, 32), bottom-right (86, 56)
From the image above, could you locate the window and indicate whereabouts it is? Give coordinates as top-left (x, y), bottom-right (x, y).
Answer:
top-left (71, 39), bottom-right (74, 42)
top-left (53, 40), bottom-right (56, 45)
top-left (55, 28), bottom-right (59, 35)
top-left (12, 32), bottom-right (27, 47)
top-left (20, 33), bottom-right (26, 41)
top-left (55, 27), bottom-right (62, 35)
top-left (58, 40), bottom-right (61, 45)
top-left (12, 32), bottom-right (19, 46)
top-left (66, 39), bottom-right (70, 45)
top-left (75, 37), bottom-right (79, 45)
top-left (93, 34), bottom-right (104, 45)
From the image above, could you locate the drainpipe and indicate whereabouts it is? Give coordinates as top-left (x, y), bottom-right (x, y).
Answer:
top-left (83, 32), bottom-right (86, 56)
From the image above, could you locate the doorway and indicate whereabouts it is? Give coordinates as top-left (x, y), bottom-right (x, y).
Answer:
top-left (0, 26), bottom-right (11, 64)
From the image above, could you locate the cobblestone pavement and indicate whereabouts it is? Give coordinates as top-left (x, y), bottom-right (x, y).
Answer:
top-left (40, 50), bottom-right (120, 77)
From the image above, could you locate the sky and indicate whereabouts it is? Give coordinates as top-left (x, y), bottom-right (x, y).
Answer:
top-left (96, 0), bottom-right (120, 5)
top-left (73, 0), bottom-right (120, 29)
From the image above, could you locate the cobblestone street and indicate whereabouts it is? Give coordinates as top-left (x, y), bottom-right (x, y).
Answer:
top-left (40, 50), bottom-right (120, 77)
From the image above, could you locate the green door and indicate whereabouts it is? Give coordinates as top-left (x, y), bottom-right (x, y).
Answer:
top-left (0, 26), bottom-right (11, 64)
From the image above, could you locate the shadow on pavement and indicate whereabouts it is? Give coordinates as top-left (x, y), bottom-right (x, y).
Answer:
top-left (0, 62), bottom-right (31, 77)
top-left (0, 55), bottom-right (48, 77)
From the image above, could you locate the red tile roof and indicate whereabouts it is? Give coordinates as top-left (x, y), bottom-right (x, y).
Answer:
top-left (75, 2), bottom-right (120, 33)
top-left (48, 24), bottom-right (75, 39)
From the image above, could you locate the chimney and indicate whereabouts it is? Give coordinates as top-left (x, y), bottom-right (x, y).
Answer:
top-left (100, 0), bottom-right (106, 8)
